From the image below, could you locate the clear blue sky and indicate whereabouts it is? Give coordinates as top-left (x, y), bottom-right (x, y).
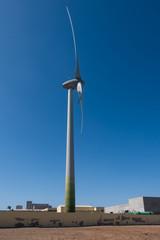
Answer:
top-left (0, 0), bottom-right (160, 210)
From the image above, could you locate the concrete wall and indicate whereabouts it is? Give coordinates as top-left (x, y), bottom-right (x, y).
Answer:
top-left (0, 211), bottom-right (160, 228)
top-left (143, 197), bottom-right (160, 212)
top-left (129, 197), bottom-right (145, 212)
top-left (105, 197), bottom-right (148, 213)
top-left (105, 204), bottom-right (129, 213)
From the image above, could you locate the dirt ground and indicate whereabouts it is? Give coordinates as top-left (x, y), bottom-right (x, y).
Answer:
top-left (0, 226), bottom-right (160, 240)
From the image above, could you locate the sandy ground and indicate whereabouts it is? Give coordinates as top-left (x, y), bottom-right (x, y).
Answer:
top-left (0, 226), bottom-right (160, 240)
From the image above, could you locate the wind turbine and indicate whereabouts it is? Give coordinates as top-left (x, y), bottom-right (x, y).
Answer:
top-left (63, 7), bottom-right (85, 212)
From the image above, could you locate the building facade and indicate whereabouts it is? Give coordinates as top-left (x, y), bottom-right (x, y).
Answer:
top-left (57, 205), bottom-right (104, 213)
top-left (16, 205), bottom-right (23, 210)
top-left (105, 197), bottom-right (160, 213)
top-left (26, 201), bottom-right (52, 210)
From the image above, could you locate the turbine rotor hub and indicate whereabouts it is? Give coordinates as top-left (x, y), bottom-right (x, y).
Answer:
top-left (63, 79), bottom-right (85, 90)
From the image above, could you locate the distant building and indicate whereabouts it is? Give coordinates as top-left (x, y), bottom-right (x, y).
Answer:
top-left (57, 205), bottom-right (104, 213)
top-left (105, 197), bottom-right (160, 213)
top-left (16, 205), bottom-right (23, 209)
top-left (26, 201), bottom-right (52, 210)
top-left (94, 207), bottom-right (104, 213)
top-left (26, 201), bottom-right (32, 209)
top-left (41, 208), bottom-right (57, 212)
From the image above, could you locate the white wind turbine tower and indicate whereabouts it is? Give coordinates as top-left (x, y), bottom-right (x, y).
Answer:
top-left (63, 7), bottom-right (85, 212)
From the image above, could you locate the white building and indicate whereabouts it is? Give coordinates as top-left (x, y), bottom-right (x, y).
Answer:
top-left (105, 197), bottom-right (160, 213)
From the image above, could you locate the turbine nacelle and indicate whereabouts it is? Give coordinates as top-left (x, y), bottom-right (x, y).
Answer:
top-left (63, 79), bottom-right (85, 90)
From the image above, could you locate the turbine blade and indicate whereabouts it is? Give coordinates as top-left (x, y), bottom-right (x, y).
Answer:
top-left (75, 58), bottom-right (81, 80)
top-left (66, 6), bottom-right (81, 80)
top-left (76, 82), bottom-right (82, 104)
top-left (80, 97), bottom-right (83, 134)
top-left (77, 94), bottom-right (82, 104)
top-left (76, 82), bottom-right (83, 133)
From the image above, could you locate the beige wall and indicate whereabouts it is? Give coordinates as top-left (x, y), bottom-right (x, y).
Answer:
top-left (0, 211), bottom-right (160, 228)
